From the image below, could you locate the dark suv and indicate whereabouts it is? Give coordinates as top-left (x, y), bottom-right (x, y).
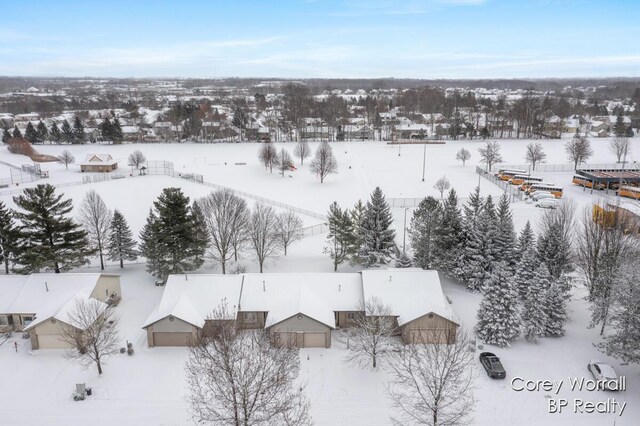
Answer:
top-left (479, 352), bottom-right (506, 379)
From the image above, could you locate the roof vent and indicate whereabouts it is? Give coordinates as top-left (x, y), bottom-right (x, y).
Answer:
top-left (389, 275), bottom-right (392, 282)
top-left (263, 280), bottom-right (266, 292)
top-left (338, 284), bottom-right (341, 292)
top-left (45, 281), bottom-right (49, 292)
top-left (185, 274), bottom-right (188, 281)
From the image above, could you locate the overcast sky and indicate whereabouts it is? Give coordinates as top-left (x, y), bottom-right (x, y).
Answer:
top-left (1, 0), bottom-right (638, 79)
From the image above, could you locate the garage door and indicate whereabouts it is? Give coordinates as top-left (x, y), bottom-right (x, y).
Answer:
top-left (37, 334), bottom-right (71, 349)
top-left (153, 332), bottom-right (192, 346)
top-left (303, 332), bottom-right (327, 348)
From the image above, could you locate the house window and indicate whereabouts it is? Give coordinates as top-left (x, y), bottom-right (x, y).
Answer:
top-left (0, 315), bottom-right (8, 326)
top-left (347, 313), bottom-right (355, 319)
top-left (244, 312), bottom-right (257, 324)
top-left (22, 316), bottom-right (34, 326)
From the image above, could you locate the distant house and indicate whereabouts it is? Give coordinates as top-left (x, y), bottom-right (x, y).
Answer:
top-left (143, 269), bottom-right (458, 348)
top-left (0, 273), bottom-right (121, 349)
top-left (338, 124), bottom-right (374, 141)
top-left (80, 154), bottom-right (118, 172)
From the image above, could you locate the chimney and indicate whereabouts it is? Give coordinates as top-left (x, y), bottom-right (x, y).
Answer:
top-left (185, 274), bottom-right (188, 281)
top-left (45, 281), bottom-right (49, 292)
top-left (389, 275), bottom-right (392, 282)
top-left (339, 284), bottom-right (341, 292)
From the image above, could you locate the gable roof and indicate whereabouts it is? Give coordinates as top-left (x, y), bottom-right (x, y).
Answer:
top-left (142, 274), bottom-right (243, 329)
top-left (360, 269), bottom-right (456, 326)
top-left (81, 154), bottom-right (117, 165)
top-left (25, 293), bottom-right (109, 331)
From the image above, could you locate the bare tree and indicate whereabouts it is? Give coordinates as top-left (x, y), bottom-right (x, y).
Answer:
top-left (185, 305), bottom-right (312, 426)
top-left (57, 150), bottom-right (75, 170)
top-left (524, 141), bottom-right (547, 171)
top-left (433, 176), bottom-right (451, 198)
top-left (275, 211), bottom-right (304, 255)
top-left (277, 148), bottom-right (294, 177)
top-left (477, 141), bottom-right (503, 172)
top-left (258, 142), bottom-right (278, 173)
top-left (78, 190), bottom-right (112, 270)
top-left (455, 148), bottom-right (471, 166)
top-left (293, 140), bottom-right (311, 165)
top-left (609, 137), bottom-right (630, 163)
top-left (386, 328), bottom-right (475, 426)
top-left (344, 297), bottom-right (397, 369)
top-left (248, 203), bottom-right (280, 272)
top-left (310, 141), bottom-right (337, 183)
top-left (59, 298), bottom-right (120, 375)
top-left (565, 135), bottom-right (593, 170)
top-left (198, 190), bottom-right (249, 274)
top-left (127, 150), bottom-right (146, 169)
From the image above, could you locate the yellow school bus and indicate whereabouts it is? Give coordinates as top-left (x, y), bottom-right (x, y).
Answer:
top-left (527, 183), bottom-right (564, 198)
top-left (572, 175), bottom-right (605, 190)
top-left (619, 185), bottom-right (640, 200)
top-left (498, 169), bottom-right (528, 181)
top-left (511, 175), bottom-right (542, 186)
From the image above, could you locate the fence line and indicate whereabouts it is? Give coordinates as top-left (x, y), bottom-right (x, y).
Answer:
top-left (302, 223), bottom-right (329, 237)
top-left (387, 197), bottom-right (470, 208)
top-left (476, 166), bottom-right (525, 202)
top-left (496, 162), bottom-right (640, 174)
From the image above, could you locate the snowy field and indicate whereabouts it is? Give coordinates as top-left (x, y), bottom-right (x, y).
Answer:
top-left (1, 138), bottom-right (639, 425)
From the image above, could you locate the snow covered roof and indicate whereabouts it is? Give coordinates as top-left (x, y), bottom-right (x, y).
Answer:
top-left (0, 275), bottom-right (29, 313)
top-left (240, 273), bottom-right (363, 329)
top-left (142, 274), bottom-right (244, 329)
top-left (25, 293), bottom-right (109, 331)
top-left (81, 154), bottom-right (117, 166)
top-left (361, 269), bottom-right (456, 326)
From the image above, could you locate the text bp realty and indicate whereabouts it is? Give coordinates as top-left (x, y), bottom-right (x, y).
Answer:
top-left (511, 376), bottom-right (627, 416)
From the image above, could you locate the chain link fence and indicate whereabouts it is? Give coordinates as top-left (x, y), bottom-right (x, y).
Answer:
top-left (476, 166), bottom-right (525, 201)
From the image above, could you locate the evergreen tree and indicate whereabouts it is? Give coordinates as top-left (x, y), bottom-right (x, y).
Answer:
top-left (475, 262), bottom-right (521, 347)
top-left (513, 246), bottom-right (539, 298)
top-left (495, 193), bottom-right (517, 268)
top-left (523, 264), bottom-right (550, 342)
top-left (465, 196), bottom-right (500, 292)
top-left (394, 251), bottom-right (413, 268)
top-left (24, 122), bottom-right (39, 143)
top-left (112, 117), bottom-right (124, 142)
top-left (350, 199), bottom-right (366, 264)
top-left (72, 116), bottom-right (85, 143)
top-left (12, 184), bottom-right (91, 273)
top-left (0, 201), bottom-right (17, 273)
top-left (100, 118), bottom-right (113, 140)
top-left (516, 220), bottom-right (535, 262)
top-left (544, 278), bottom-right (569, 337)
top-left (12, 126), bottom-right (22, 139)
top-left (455, 187), bottom-right (484, 282)
top-left (139, 188), bottom-right (202, 281)
top-left (2, 127), bottom-right (10, 143)
top-left (106, 210), bottom-right (138, 268)
top-left (613, 112), bottom-right (627, 137)
top-left (36, 120), bottom-right (48, 142)
top-left (463, 186), bottom-right (484, 221)
top-left (49, 122), bottom-right (61, 142)
top-left (409, 196), bottom-right (441, 270)
top-left (325, 202), bottom-right (355, 271)
top-left (191, 202), bottom-right (210, 266)
top-left (61, 119), bottom-right (73, 142)
top-left (537, 218), bottom-right (573, 280)
top-left (358, 187), bottom-right (396, 267)
top-left (433, 188), bottom-right (463, 275)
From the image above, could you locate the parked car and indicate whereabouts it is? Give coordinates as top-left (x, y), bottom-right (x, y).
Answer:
top-left (479, 352), bottom-right (506, 379)
top-left (535, 198), bottom-right (558, 209)
top-left (587, 360), bottom-right (619, 390)
top-left (531, 191), bottom-right (556, 201)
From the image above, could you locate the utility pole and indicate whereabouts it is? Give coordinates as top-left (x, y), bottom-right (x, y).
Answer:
top-left (422, 143), bottom-right (426, 182)
top-left (402, 207), bottom-right (409, 253)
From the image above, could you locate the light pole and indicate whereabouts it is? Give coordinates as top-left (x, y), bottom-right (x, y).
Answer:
top-left (422, 142), bottom-right (426, 182)
top-left (402, 207), bottom-right (409, 253)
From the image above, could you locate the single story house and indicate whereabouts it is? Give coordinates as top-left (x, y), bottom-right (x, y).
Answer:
top-left (80, 154), bottom-right (118, 173)
top-left (0, 273), bottom-right (121, 349)
top-left (143, 269), bottom-right (457, 348)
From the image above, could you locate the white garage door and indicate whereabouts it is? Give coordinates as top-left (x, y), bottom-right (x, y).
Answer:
top-left (153, 332), bottom-right (192, 346)
top-left (303, 332), bottom-right (327, 348)
top-left (37, 334), bottom-right (71, 349)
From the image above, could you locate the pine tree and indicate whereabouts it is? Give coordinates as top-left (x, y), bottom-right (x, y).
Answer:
top-left (455, 187), bottom-right (484, 282)
top-left (350, 199), bottom-right (366, 264)
top-left (613, 112), bottom-right (626, 137)
top-left (12, 184), bottom-right (92, 273)
top-left (72, 116), bottom-right (85, 143)
top-left (325, 202), bottom-right (355, 271)
top-left (463, 186), bottom-right (484, 221)
top-left (139, 188), bottom-right (202, 281)
top-left (395, 251), bottom-right (413, 268)
top-left (523, 264), bottom-right (550, 342)
top-left (409, 196), bottom-right (441, 269)
top-left (465, 196), bottom-right (500, 292)
top-left (191, 202), bottom-right (209, 266)
top-left (100, 118), bottom-right (113, 140)
top-left (433, 188), bottom-right (463, 275)
top-left (544, 278), bottom-right (569, 337)
top-left (513, 247), bottom-right (539, 298)
top-left (61, 119), bottom-right (73, 142)
top-left (106, 210), bottom-right (138, 268)
top-left (516, 220), bottom-right (535, 262)
top-left (475, 262), bottom-right (521, 347)
top-left (12, 125), bottom-right (22, 138)
top-left (0, 201), bottom-right (17, 274)
top-left (112, 118), bottom-right (124, 142)
top-left (495, 193), bottom-right (517, 269)
top-left (2, 127), bottom-right (10, 143)
top-left (49, 122), bottom-right (61, 142)
top-left (36, 120), bottom-right (48, 142)
top-left (24, 122), bottom-right (38, 143)
top-left (358, 187), bottom-right (396, 267)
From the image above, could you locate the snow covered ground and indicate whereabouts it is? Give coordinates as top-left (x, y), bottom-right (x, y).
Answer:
top-left (1, 138), bottom-right (639, 425)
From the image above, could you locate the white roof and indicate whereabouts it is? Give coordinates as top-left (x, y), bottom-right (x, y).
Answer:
top-left (361, 269), bottom-right (456, 326)
top-left (81, 154), bottom-right (117, 166)
top-left (0, 275), bottom-right (29, 313)
top-left (142, 274), bottom-right (244, 329)
top-left (240, 273), bottom-right (363, 329)
top-left (26, 293), bottom-right (108, 331)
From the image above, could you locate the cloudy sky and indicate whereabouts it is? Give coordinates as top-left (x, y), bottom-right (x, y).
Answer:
top-left (1, 0), bottom-right (639, 79)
